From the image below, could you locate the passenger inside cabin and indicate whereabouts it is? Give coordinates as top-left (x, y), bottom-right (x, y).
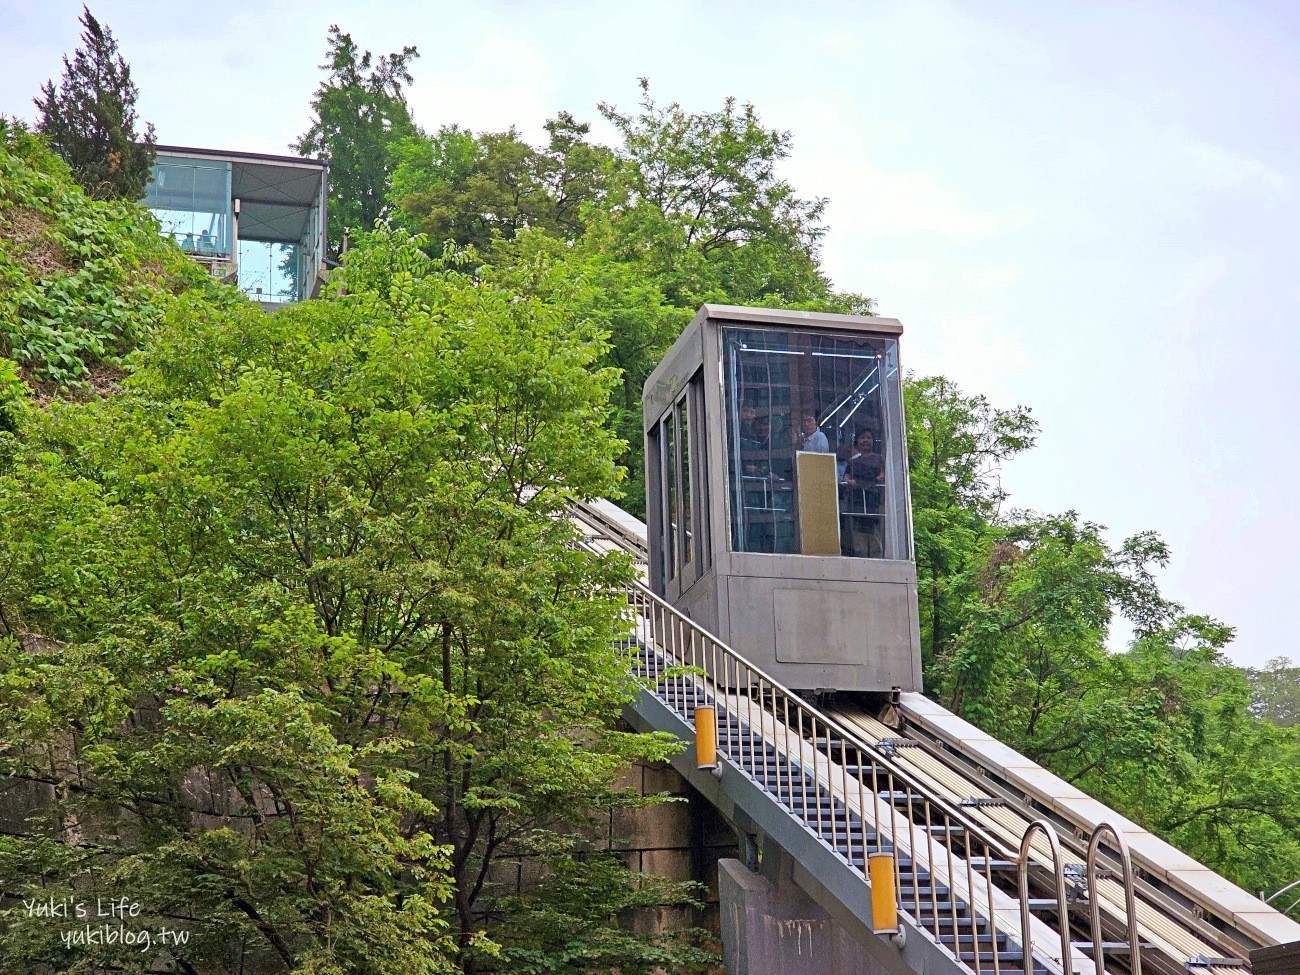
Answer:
top-left (841, 429), bottom-right (885, 557)
top-left (739, 405), bottom-right (760, 447)
top-left (842, 429), bottom-right (883, 486)
top-left (741, 412), bottom-right (771, 480)
top-left (796, 411), bottom-right (830, 453)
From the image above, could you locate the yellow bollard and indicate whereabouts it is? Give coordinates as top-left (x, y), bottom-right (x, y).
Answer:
top-left (868, 851), bottom-right (899, 935)
top-left (694, 707), bottom-right (717, 770)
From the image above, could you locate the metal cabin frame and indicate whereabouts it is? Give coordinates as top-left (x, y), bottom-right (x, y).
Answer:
top-left (643, 304), bottom-right (923, 693)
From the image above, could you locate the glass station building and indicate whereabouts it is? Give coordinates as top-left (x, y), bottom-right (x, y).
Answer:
top-left (143, 146), bottom-right (327, 305)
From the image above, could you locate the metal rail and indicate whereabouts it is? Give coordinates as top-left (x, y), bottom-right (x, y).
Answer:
top-left (1019, 821), bottom-right (1073, 974)
top-left (620, 580), bottom-right (1031, 973)
top-left (570, 498), bottom-right (1184, 975)
top-left (876, 697), bottom-right (1274, 969)
top-left (1087, 824), bottom-right (1141, 975)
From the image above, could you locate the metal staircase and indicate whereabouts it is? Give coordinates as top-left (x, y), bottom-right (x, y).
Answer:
top-left (570, 499), bottom-right (1299, 975)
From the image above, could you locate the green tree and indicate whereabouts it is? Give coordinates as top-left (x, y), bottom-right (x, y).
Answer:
top-left (34, 6), bottom-right (156, 200)
top-left (297, 26), bottom-right (419, 254)
top-left (0, 230), bottom-right (707, 973)
top-left (904, 375), bottom-right (1037, 673)
top-left (905, 373), bottom-right (1300, 913)
top-left (1247, 656), bottom-right (1300, 727)
top-left (482, 229), bottom-right (689, 519)
top-left (491, 854), bottom-right (714, 975)
top-left (596, 78), bottom-right (836, 308)
top-left (1154, 657), bottom-right (1300, 909)
top-left (389, 113), bottom-right (614, 260)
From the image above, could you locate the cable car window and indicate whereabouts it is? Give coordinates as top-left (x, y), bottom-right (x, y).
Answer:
top-left (722, 326), bottom-right (910, 560)
top-left (678, 395), bottom-right (691, 567)
top-left (690, 374), bottom-right (711, 571)
top-left (663, 414), bottom-right (677, 578)
top-left (646, 423), bottom-right (666, 586)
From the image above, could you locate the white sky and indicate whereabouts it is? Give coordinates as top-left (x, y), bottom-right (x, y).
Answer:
top-left (2, 0), bottom-right (1296, 668)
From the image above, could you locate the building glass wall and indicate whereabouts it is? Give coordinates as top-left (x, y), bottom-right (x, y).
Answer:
top-left (144, 157), bottom-right (233, 258)
top-left (238, 240), bottom-right (300, 303)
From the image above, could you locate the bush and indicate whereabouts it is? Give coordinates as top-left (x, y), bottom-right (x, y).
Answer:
top-left (0, 125), bottom-right (222, 388)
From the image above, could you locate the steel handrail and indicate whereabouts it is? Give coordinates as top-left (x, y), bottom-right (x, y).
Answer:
top-left (574, 500), bottom-right (1086, 975)
top-left (1086, 823), bottom-right (1141, 975)
top-left (1264, 878), bottom-right (1300, 914)
top-left (626, 576), bottom-right (1014, 855)
top-left (1019, 821), bottom-right (1073, 975)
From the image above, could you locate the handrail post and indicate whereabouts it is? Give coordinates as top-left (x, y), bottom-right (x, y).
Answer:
top-left (1086, 822), bottom-right (1141, 975)
top-left (1019, 820), bottom-right (1072, 975)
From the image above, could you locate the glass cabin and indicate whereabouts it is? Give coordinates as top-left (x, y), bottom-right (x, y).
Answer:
top-left (145, 146), bottom-right (328, 305)
top-left (644, 305), bottom-right (922, 694)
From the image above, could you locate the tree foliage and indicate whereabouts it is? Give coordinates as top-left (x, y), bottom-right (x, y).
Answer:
top-left (490, 854), bottom-right (714, 975)
top-left (296, 27), bottom-right (419, 255)
top-left (0, 230), bottom-right (707, 972)
top-left (1247, 656), bottom-right (1300, 727)
top-left (389, 114), bottom-right (614, 258)
top-left (905, 375), bottom-right (1037, 674)
top-left (596, 78), bottom-right (836, 308)
top-left (908, 375), bottom-right (1300, 913)
top-left (34, 6), bottom-right (156, 201)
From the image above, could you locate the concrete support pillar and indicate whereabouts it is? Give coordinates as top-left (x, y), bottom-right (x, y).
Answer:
top-left (718, 858), bottom-right (889, 975)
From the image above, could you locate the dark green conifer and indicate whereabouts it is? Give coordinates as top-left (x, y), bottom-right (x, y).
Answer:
top-left (34, 6), bottom-right (156, 200)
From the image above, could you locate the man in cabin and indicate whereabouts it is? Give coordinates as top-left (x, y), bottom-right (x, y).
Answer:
top-left (796, 411), bottom-right (830, 452)
top-left (739, 404), bottom-right (760, 447)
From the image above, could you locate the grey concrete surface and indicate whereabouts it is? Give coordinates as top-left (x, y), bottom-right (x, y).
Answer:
top-left (719, 858), bottom-right (889, 975)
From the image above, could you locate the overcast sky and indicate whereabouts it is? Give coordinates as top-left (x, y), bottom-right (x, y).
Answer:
top-left (2, 0), bottom-right (1297, 668)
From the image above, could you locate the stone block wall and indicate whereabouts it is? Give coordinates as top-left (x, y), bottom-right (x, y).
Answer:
top-left (484, 754), bottom-right (738, 936)
top-left (609, 758), bottom-right (738, 935)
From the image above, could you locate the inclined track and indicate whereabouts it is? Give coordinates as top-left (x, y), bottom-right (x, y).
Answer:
top-left (570, 497), bottom-right (1299, 975)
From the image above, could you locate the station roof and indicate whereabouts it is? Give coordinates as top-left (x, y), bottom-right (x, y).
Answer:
top-left (154, 145), bottom-right (326, 245)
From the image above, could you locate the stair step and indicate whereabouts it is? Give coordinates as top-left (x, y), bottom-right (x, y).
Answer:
top-left (909, 901), bottom-right (971, 916)
top-left (959, 950), bottom-right (1044, 968)
top-left (1025, 898), bottom-right (1064, 913)
top-left (967, 857), bottom-right (1018, 871)
top-left (1073, 941), bottom-right (1146, 955)
top-left (847, 856), bottom-right (902, 867)
top-left (899, 886), bottom-right (953, 900)
top-left (845, 856), bottom-right (909, 867)
top-left (939, 932), bottom-right (1010, 948)
top-left (925, 916), bottom-right (988, 931)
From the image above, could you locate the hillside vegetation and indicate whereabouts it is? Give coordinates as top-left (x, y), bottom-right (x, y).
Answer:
top-left (0, 124), bottom-right (709, 973)
top-left (0, 123), bottom-right (217, 392)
